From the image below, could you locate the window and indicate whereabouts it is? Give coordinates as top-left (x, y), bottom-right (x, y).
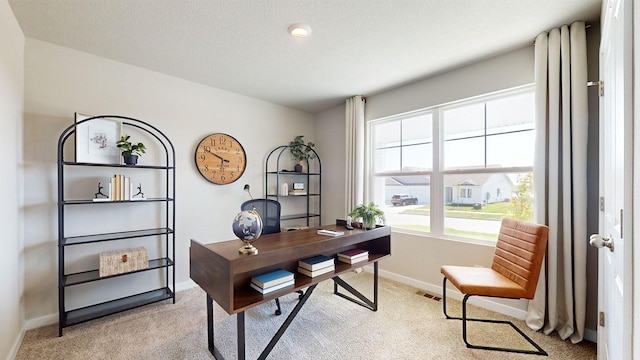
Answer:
top-left (370, 86), bottom-right (535, 242)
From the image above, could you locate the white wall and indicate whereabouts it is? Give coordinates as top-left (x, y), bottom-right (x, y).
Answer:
top-left (316, 39), bottom-right (600, 335)
top-left (22, 39), bottom-right (315, 323)
top-left (0, 1), bottom-right (24, 359)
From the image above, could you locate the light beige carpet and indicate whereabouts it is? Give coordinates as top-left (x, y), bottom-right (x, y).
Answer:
top-left (16, 272), bottom-right (596, 359)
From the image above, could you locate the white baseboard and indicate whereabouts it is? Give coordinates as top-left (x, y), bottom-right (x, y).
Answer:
top-left (7, 328), bottom-right (26, 360)
top-left (23, 280), bottom-right (198, 332)
top-left (364, 265), bottom-right (598, 342)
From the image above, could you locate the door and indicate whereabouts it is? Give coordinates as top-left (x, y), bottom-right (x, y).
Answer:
top-left (592, 0), bottom-right (633, 359)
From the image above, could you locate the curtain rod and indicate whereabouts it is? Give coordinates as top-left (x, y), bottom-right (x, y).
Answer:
top-left (532, 22), bottom-right (592, 45)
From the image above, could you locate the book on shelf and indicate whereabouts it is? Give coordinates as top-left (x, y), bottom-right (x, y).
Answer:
top-left (250, 279), bottom-right (295, 294)
top-left (298, 255), bottom-right (334, 271)
top-left (316, 229), bottom-right (344, 236)
top-left (288, 190), bottom-right (307, 196)
top-left (251, 269), bottom-right (295, 289)
top-left (337, 248), bottom-right (369, 259)
top-left (337, 255), bottom-right (369, 264)
top-left (297, 265), bottom-right (335, 278)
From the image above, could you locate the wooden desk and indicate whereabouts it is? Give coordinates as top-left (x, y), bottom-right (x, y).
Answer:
top-left (190, 223), bottom-right (391, 360)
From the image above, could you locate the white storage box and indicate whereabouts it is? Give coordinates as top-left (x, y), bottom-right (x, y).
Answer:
top-left (99, 247), bottom-right (148, 277)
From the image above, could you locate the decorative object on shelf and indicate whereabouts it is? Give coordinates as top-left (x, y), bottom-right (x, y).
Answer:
top-left (94, 182), bottom-right (108, 199)
top-left (99, 247), bottom-right (148, 277)
top-left (289, 135), bottom-right (316, 172)
top-left (116, 135), bottom-right (146, 165)
top-left (348, 202), bottom-right (385, 230)
top-left (132, 183), bottom-right (145, 199)
top-left (280, 182), bottom-right (289, 196)
top-left (233, 184), bottom-right (262, 254)
top-left (195, 133), bottom-right (247, 184)
top-left (74, 113), bottom-right (121, 164)
top-left (293, 182), bottom-right (304, 190)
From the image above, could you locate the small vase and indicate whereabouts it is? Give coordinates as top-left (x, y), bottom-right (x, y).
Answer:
top-left (123, 154), bottom-right (138, 165)
top-left (294, 162), bottom-right (303, 173)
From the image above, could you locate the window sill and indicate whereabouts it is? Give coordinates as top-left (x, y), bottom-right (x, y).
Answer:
top-left (389, 226), bottom-right (497, 247)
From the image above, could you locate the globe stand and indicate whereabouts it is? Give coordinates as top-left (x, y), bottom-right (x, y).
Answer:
top-left (239, 242), bottom-right (258, 254)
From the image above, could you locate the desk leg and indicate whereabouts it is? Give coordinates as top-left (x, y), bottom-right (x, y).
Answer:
top-left (332, 261), bottom-right (379, 311)
top-left (237, 311), bottom-right (245, 360)
top-left (207, 294), bottom-right (226, 360)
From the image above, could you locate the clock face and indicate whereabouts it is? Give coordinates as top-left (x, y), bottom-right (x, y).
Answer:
top-left (195, 133), bottom-right (246, 184)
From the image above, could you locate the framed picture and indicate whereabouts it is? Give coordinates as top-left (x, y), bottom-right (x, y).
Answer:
top-left (74, 113), bottom-right (122, 164)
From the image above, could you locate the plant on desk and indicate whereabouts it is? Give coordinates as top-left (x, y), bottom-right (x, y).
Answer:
top-left (348, 202), bottom-right (385, 230)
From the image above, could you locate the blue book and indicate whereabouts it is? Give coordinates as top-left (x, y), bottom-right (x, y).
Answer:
top-left (251, 269), bottom-right (294, 288)
top-left (298, 255), bottom-right (334, 271)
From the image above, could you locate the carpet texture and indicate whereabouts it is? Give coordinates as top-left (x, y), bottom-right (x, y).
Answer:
top-left (16, 272), bottom-right (596, 359)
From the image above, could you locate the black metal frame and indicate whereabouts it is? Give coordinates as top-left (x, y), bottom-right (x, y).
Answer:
top-left (57, 115), bottom-right (176, 336)
top-left (207, 262), bottom-right (380, 360)
top-left (442, 277), bottom-right (547, 356)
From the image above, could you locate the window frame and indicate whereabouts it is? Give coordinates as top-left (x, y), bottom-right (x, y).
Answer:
top-left (368, 84), bottom-right (535, 245)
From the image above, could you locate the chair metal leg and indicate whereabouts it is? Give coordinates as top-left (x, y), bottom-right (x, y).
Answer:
top-left (274, 298), bottom-right (282, 316)
top-left (442, 276), bottom-right (548, 356)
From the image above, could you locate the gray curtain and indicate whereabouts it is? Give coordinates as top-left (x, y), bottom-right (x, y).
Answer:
top-left (526, 21), bottom-right (588, 343)
top-left (345, 96), bottom-right (366, 213)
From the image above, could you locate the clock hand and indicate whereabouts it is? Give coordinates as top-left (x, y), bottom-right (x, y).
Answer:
top-left (205, 149), bottom-right (230, 163)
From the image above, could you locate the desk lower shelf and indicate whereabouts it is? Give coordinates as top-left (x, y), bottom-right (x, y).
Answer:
top-left (233, 253), bottom-right (388, 313)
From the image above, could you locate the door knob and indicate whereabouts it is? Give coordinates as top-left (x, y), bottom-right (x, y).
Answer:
top-left (589, 234), bottom-right (614, 252)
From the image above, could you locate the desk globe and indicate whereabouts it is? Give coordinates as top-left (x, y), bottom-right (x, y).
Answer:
top-left (232, 209), bottom-right (263, 254)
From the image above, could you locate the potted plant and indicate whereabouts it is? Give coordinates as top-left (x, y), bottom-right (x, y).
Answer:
top-left (116, 135), bottom-right (146, 165)
top-left (348, 202), bottom-right (385, 230)
top-left (289, 135), bottom-right (316, 172)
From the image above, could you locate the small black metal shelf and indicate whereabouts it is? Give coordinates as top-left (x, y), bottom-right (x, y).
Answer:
top-left (281, 213), bottom-right (320, 221)
top-left (62, 227), bottom-right (174, 246)
top-left (265, 145), bottom-right (321, 227)
top-left (64, 258), bottom-right (174, 286)
top-left (63, 287), bottom-right (174, 327)
top-left (57, 115), bottom-right (176, 336)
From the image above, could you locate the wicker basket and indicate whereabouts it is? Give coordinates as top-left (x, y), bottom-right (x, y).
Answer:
top-left (99, 247), bottom-right (148, 277)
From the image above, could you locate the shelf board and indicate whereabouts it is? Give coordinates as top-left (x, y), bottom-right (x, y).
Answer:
top-left (63, 228), bottom-right (174, 246)
top-left (266, 193), bottom-right (320, 197)
top-left (63, 198), bottom-right (174, 205)
top-left (266, 171), bottom-right (320, 176)
top-left (63, 287), bottom-right (174, 327)
top-left (64, 258), bottom-right (174, 287)
top-left (62, 161), bottom-right (174, 170)
top-left (281, 213), bottom-right (320, 221)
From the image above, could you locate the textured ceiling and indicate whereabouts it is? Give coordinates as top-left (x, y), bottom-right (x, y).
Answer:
top-left (9, 0), bottom-right (601, 114)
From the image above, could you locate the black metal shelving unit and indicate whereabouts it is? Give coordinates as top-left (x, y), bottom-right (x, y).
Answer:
top-left (57, 115), bottom-right (176, 336)
top-left (265, 145), bottom-right (321, 227)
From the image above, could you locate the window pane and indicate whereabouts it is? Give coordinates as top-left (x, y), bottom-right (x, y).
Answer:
top-left (376, 175), bottom-right (430, 232)
top-left (402, 143), bottom-right (432, 170)
top-left (374, 121), bottom-right (400, 149)
top-left (443, 137), bottom-right (484, 168)
top-left (486, 92), bottom-right (534, 134)
top-left (374, 147), bottom-right (400, 172)
top-left (442, 102), bottom-right (484, 140)
top-left (486, 130), bottom-right (535, 167)
top-left (402, 113), bottom-right (432, 146)
top-left (443, 172), bottom-right (534, 241)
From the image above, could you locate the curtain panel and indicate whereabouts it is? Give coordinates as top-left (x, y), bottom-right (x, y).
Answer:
top-left (527, 21), bottom-right (588, 343)
top-left (345, 95), bottom-right (366, 214)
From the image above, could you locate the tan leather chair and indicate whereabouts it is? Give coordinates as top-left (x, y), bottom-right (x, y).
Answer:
top-left (441, 218), bottom-right (549, 356)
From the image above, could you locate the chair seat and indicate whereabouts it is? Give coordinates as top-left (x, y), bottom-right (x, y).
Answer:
top-left (441, 265), bottom-right (527, 299)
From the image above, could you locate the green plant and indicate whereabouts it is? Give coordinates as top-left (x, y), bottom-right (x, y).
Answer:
top-left (348, 202), bottom-right (385, 230)
top-left (289, 135), bottom-right (316, 161)
top-left (116, 135), bottom-right (146, 157)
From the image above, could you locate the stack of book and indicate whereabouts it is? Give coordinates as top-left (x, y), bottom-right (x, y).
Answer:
top-left (337, 249), bottom-right (369, 264)
top-left (250, 269), bottom-right (295, 294)
top-left (289, 189), bottom-right (307, 196)
top-left (298, 254), bottom-right (335, 277)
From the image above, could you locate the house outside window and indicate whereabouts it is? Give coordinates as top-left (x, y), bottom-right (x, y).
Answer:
top-left (370, 85), bottom-right (535, 242)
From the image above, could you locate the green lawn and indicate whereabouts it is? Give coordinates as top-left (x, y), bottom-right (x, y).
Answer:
top-left (399, 201), bottom-right (522, 221)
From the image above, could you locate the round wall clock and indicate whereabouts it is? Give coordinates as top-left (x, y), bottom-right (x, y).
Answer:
top-left (195, 133), bottom-right (247, 184)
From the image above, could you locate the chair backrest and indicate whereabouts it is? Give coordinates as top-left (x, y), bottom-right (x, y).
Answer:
top-left (241, 199), bottom-right (281, 235)
top-left (491, 218), bottom-right (549, 299)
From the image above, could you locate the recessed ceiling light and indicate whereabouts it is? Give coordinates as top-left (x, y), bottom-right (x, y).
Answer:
top-left (288, 23), bottom-right (311, 39)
